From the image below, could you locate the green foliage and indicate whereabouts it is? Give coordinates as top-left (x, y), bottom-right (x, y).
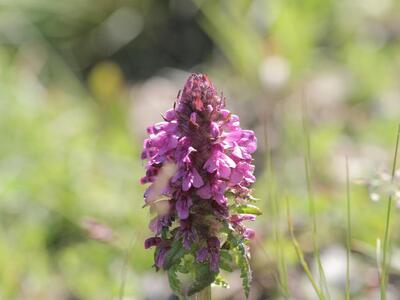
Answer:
top-left (233, 203), bottom-right (262, 215)
top-left (163, 240), bottom-right (186, 270)
top-left (214, 274), bottom-right (230, 289)
top-left (182, 254), bottom-right (197, 274)
top-left (1, 0), bottom-right (400, 298)
top-left (188, 264), bottom-right (217, 296)
top-left (162, 223), bottom-right (258, 297)
top-left (0, 40), bottom-right (146, 299)
top-left (194, 0), bottom-right (262, 81)
top-left (237, 242), bottom-right (252, 299)
top-left (246, 195), bottom-right (259, 203)
top-left (226, 232), bottom-right (253, 298)
top-left (219, 249), bottom-right (234, 272)
top-left (167, 266), bottom-right (182, 296)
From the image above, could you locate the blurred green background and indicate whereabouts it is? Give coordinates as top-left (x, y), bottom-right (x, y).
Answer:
top-left (1, 0), bottom-right (400, 299)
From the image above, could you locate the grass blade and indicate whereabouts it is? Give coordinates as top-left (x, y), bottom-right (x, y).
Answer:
top-left (262, 121), bottom-right (289, 298)
top-left (345, 157), bottom-right (351, 300)
top-left (119, 236), bottom-right (136, 300)
top-left (380, 124), bottom-right (400, 300)
top-left (302, 96), bottom-right (330, 299)
top-left (286, 197), bottom-right (325, 300)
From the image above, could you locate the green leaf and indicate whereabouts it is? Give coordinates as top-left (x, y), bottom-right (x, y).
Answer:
top-left (179, 253), bottom-right (195, 274)
top-left (177, 264), bottom-right (189, 274)
top-left (234, 204), bottom-right (262, 215)
top-left (167, 266), bottom-right (182, 296)
top-left (214, 274), bottom-right (230, 288)
top-left (219, 249), bottom-right (234, 272)
top-left (188, 264), bottom-right (217, 296)
top-left (164, 240), bottom-right (185, 270)
top-left (237, 243), bottom-right (252, 298)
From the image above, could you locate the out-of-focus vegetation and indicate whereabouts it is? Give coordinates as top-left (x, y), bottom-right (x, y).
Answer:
top-left (1, 0), bottom-right (400, 299)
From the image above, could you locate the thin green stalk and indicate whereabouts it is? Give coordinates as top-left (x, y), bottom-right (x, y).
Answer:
top-left (275, 195), bottom-right (289, 297)
top-left (302, 98), bottom-right (330, 299)
top-left (196, 286), bottom-right (211, 300)
top-left (265, 123), bottom-right (289, 297)
top-left (286, 197), bottom-right (325, 300)
top-left (380, 124), bottom-right (400, 300)
top-left (255, 237), bottom-right (288, 297)
top-left (119, 236), bottom-right (137, 300)
top-left (345, 157), bottom-right (351, 300)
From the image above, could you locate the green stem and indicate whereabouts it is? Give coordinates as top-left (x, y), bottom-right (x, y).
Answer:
top-left (196, 286), bottom-right (211, 300)
top-left (302, 97), bottom-right (330, 299)
top-left (345, 157), bottom-right (351, 300)
top-left (265, 123), bottom-right (289, 297)
top-left (380, 124), bottom-right (400, 300)
top-left (286, 197), bottom-right (325, 300)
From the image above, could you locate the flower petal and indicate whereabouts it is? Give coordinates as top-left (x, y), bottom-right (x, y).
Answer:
top-left (197, 184), bottom-right (212, 199)
top-left (176, 196), bottom-right (192, 219)
top-left (192, 167), bottom-right (204, 188)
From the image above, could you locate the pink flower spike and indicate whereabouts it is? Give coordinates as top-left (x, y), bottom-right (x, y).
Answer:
top-left (140, 73), bottom-right (259, 290)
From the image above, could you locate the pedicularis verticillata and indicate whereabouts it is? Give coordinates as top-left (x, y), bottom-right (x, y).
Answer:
top-left (141, 73), bottom-right (260, 298)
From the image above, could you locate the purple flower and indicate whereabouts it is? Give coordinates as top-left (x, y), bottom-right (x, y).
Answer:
top-left (196, 179), bottom-right (230, 207)
top-left (230, 214), bottom-right (257, 223)
top-left (230, 162), bottom-right (255, 185)
top-left (182, 167), bottom-right (204, 191)
top-left (244, 228), bottom-right (256, 240)
top-left (230, 214), bottom-right (257, 241)
top-left (149, 215), bottom-right (172, 234)
top-left (175, 195), bottom-right (192, 220)
top-left (141, 73), bottom-right (258, 277)
top-left (196, 247), bottom-right (209, 262)
top-left (144, 237), bottom-right (161, 249)
top-left (178, 219), bottom-right (197, 249)
top-left (195, 237), bottom-right (220, 272)
top-left (207, 237), bottom-right (221, 272)
top-left (155, 246), bottom-right (168, 268)
top-left (204, 145), bottom-right (236, 178)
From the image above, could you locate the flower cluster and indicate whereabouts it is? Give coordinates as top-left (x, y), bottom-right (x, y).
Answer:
top-left (141, 73), bottom-right (259, 296)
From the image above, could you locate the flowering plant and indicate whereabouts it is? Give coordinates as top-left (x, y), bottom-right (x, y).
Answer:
top-left (141, 73), bottom-right (260, 297)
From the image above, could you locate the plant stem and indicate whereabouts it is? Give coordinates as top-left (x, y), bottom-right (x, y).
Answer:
top-left (302, 96), bottom-right (330, 299)
top-left (345, 157), bottom-right (351, 300)
top-left (286, 197), bottom-right (325, 300)
top-left (264, 123), bottom-right (289, 297)
top-left (196, 286), bottom-right (211, 300)
top-left (380, 124), bottom-right (400, 300)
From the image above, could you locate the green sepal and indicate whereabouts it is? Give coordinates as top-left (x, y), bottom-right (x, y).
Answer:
top-left (234, 204), bottom-right (262, 215)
